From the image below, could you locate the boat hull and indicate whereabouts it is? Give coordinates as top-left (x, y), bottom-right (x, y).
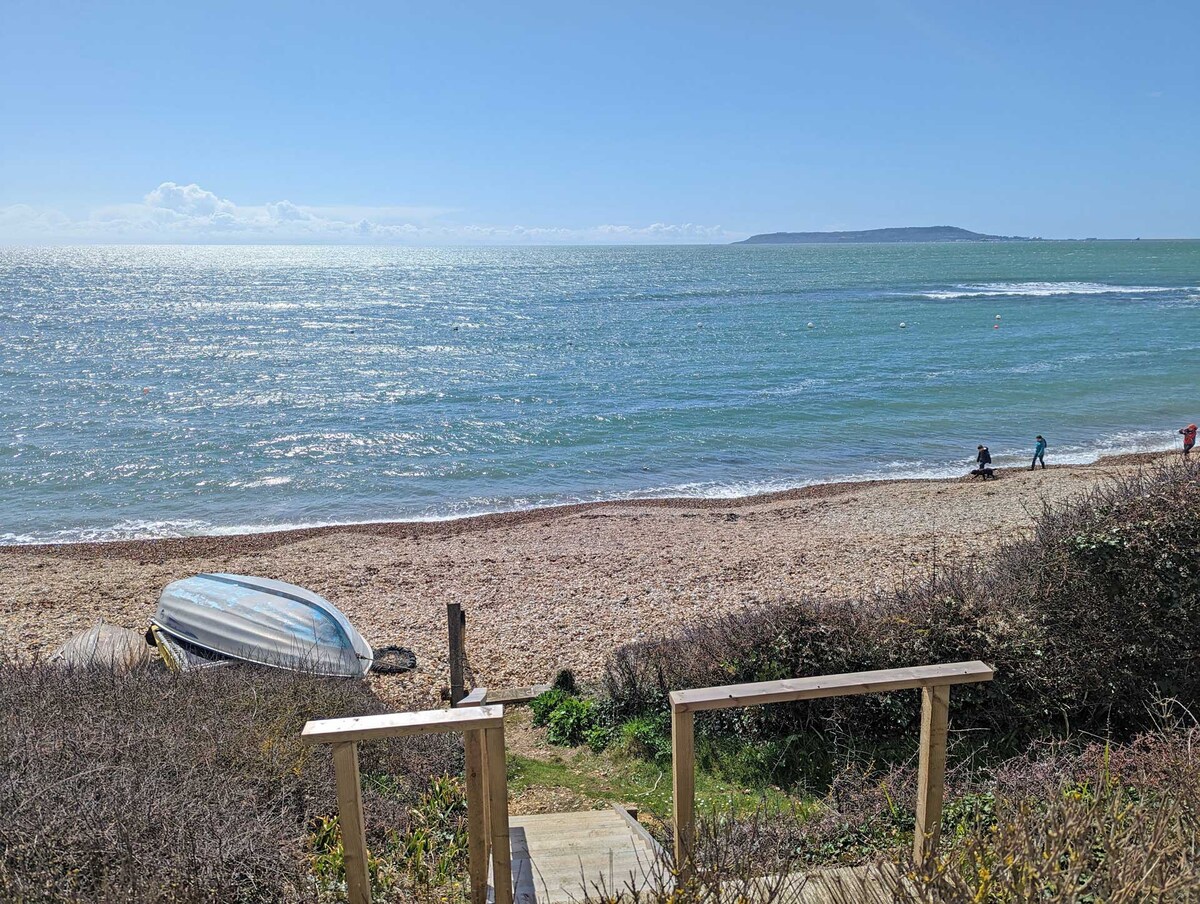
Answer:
top-left (151, 573), bottom-right (373, 677)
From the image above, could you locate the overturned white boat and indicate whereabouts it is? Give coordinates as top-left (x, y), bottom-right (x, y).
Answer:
top-left (149, 573), bottom-right (374, 677)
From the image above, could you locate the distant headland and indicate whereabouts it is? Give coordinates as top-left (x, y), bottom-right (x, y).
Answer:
top-left (734, 226), bottom-right (1034, 244)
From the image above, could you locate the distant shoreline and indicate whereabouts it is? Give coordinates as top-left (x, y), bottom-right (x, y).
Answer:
top-left (730, 226), bottom-right (1191, 245)
top-left (734, 237), bottom-right (1180, 245)
top-left (734, 226), bottom-right (1034, 244)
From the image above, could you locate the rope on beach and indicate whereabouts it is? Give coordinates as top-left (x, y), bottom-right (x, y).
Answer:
top-left (371, 645), bottom-right (418, 674)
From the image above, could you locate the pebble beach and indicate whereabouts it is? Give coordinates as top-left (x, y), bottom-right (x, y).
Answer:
top-left (0, 453), bottom-right (1169, 709)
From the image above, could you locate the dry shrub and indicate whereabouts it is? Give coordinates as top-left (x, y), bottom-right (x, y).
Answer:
top-left (581, 728), bottom-right (1200, 904)
top-left (578, 811), bottom-right (819, 904)
top-left (0, 661), bottom-right (459, 903)
top-left (606, 461), bottom-right (1200, 746)
top-left (892, 724), bottom-right (1200, 903)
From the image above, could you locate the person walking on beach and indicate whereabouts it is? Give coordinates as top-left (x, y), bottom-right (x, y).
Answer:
top-left (976, 444), bottom-right (992, 468)
top-left (1181, 424), bottom-right (1197, 456)
top-left (1030, 435), bottom-right (1047, 470)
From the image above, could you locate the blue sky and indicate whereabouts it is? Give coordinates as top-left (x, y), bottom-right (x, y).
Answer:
top-left (2, 1), bottom-right (1197, 243)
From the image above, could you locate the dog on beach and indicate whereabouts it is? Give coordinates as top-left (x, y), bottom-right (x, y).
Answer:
top-left (969, 466), bottom-right (997, 480)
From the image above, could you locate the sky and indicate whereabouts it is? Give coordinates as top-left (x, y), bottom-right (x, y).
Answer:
top-left (1, 0), bottom-right (1197, 244)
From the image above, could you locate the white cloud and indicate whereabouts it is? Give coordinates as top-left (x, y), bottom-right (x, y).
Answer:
top-left (267, 200), bottom-right (313, 222)
top-left (145, 181), bottom-right (235, 217)
top-left (0, 182), bottom-right (738, 245)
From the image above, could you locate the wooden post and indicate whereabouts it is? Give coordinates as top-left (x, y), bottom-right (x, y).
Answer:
top-left (448, 603), bottom-right (466, 705)
top-left (332, 742), bottom-right (372, 904)
top-left (301, 706), bottom-right (509, 904)
top-left (485, 724), bottom-right (513, 904)
top-left (481, 730), bottom-right (492, 869)
top-left (463, 729), bottom-right (489, 904)
top-left (914, 684), bottom-right (950, 866)
top-left (671, 707), bottom-right (696, 880)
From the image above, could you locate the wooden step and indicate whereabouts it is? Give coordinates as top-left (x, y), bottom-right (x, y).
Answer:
top-left (491, 807), bottom-right (666, 904)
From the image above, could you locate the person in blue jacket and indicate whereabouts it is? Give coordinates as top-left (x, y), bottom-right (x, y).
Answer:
top-left (1030, 435), bottom-right (1047, 470)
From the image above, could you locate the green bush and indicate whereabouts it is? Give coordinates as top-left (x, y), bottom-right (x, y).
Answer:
top-left (585, 723), bottom-right (615, 753)
top-left (532, 683), bottom-right (617, 750)
top-left (547, 697), bottom-right (597, 746)
top-left (530, 688), bottom-right (570, 727)
top-left (617, 715), bottom-right (673, 763)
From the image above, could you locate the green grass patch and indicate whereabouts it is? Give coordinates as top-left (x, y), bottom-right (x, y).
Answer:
top-left (507, 750), bottom-right (811, 822)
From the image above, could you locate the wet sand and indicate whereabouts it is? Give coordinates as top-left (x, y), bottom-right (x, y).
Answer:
top-left (0, 453), bottom-right (1170, 708)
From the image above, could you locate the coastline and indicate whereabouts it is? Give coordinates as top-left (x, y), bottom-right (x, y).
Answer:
top-left (0, 449), bottom-right (1171, 559)
top-left (0, 450), bottom-right (1179, 709)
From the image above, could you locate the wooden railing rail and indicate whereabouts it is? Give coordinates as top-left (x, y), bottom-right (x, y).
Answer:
top-left (669, 660), bottom-right (994, 877)
top-left (457, 687), bottom-right (489, 708)
top-left (302, 703), bottom-right (511, 904)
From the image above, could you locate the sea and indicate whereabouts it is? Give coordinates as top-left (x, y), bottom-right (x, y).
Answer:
top-left (1, 241), bottom-right (1197, 545)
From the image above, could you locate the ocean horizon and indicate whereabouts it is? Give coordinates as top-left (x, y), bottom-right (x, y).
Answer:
top-left (2, 241), bottom-right (1197, 545)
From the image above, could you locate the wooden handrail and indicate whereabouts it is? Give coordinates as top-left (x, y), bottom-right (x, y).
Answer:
top-left (302, 704), bottom-right (503, 743)
top-left (302, 705), bottom-right (512, 904)
top-left (670, 660), bottom-right (994, 879)
top-left (669, 661), bottom-right (993, 713)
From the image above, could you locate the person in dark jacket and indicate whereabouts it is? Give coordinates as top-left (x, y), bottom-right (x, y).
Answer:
top-left (969, 444), bottom-right (996, 478)
top-left (1030, 435), bottom-right (1047, 470)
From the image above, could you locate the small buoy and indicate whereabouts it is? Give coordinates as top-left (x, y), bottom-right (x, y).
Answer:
top-left (806, 321), bottom-right (815, 329)
top-left (995, 314), bottom-right (1002, 320)
top-left (899, 322), bottom-right (907, 329)
top-left (142, 387), bottom-right (150, 394)
top-left (993, 324), bottom-right (999, 329)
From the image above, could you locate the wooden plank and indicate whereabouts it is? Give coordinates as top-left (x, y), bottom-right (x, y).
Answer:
top-left (302, 704), bottom-right (503, 744)
top-left (508, 814), bottom-right (644, 837)
top-left (487, 684), bottom-right (552, 705)
top-left (485, 724), bottom-right (514, 904)
top-left (913, 684), bottom-right (950, 865)
top-left (448, 603), bottom-right (466, 705)
top-left (332, 742), bottom-right (371, 904)
top-left (671, 708), bottom-right (696, 879)
top-left (463, 729), bottom-right (489, 904)
top-left (457, 687), bottom-right (489, 708)
top-left (508, 831), bottom-right (652, 854)
top-left (670, 661), bottom-right (992, 713)
top-left (507, 853), bottom-right (657, 885)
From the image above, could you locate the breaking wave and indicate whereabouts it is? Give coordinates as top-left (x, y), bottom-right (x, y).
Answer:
top-left (922, 282), bottom-right (1184, 300)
